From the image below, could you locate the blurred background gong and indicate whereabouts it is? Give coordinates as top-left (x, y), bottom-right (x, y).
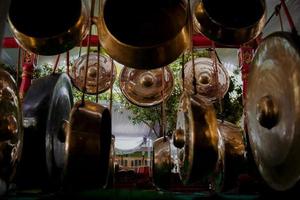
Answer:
top-left (97, 0), bottom-right (189, 69)
top-left (0, 68), bottom-right (23, 194)
top-left (70, 53), bottom-right (116, 94)
top-left (8, 0), bottom-right (89, 55)
top-left (63, 101), bottom-right (111, 189)
top-left (120, 66), bottom-right (174, 107)
top-left (184, 57), bottom-right (230, 102)
top-left (246, 32), bottom-right (300, 191)
top-left (175, 93), bottom-right (224, 188)
top-left (193, 0), bottom-right (266, 45)
top-left (17, 73), bottom-right (73, 190)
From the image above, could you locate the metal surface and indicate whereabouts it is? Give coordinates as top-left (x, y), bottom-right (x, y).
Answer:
top-left (152, 137), bottom-right (172, 189)
top-left (120, 66), bottom-right (174, 107)
top-left (96, 0), bottom-right (189, 69)
top-left (194, 0), bottom-right (266, 45)
top-left (184, 57), bottom-right (230, 102)
top-left (63, 101), bottom-right (111, 189)
top-left (8, 0), bottom-right (89, 55)
top-left (18, 73), bottom-right (73, 190)
top-left (217, 120), bottom-right (246, 190)
top-left (0, 68), bottom-right (22, 194)
top-left (70, 53), bottom-right (116, 95)
top-left (175, 92), bottom-right (224, 187)
top-left (246, 32), bottom-right (300, 191)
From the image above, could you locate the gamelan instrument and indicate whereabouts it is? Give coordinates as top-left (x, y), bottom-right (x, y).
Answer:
top-left (246, 32), bottom-right (300, 191)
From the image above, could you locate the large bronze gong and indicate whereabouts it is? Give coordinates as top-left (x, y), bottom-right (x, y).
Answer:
top-left (175, 92), bottom-right (224, 188)
top-left (8, 0), bottom-right (89, 55)
top-left (97, 0), bottom-right (189, 69)
top-left (0, 68), bottom-right (23, 194)
top-left (119, 66), bottom-right (174, 107)
top-left (194, 0), bottom-right (266, 45)
top-left (246, 32), bottom-right (300, 191)
top-left (63, 101), bottom-right (112, 189)
top-left (17, 73), bottom-right (73, 190)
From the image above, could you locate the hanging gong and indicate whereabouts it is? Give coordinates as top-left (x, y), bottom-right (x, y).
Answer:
top-left (0, 68), bottom-right (23, 194)
top-left (152, 137), bottom-right (172, 190)
top-left (8, 0), bottom-right (89, 55)
top-left (63, 101), bottom-right (111, 189)
top-left (217, 120), bottom-right (246, 190)
top-left (17, 73), bottom-right (73, 190)
top-left (70, 53), bottom-right (116, 95)
top-left (96, 0), bottom-right (189, 69)
top-left (184, 57), bottom-right (230, 102)
top-left (119, 66), bottom-right (174, 107)
top-left (246, 32), bottom-right (300, 191)
top-left (175, 92), bottom-right (224, 187)
top-left (193, 0), bottom-right (266, 45)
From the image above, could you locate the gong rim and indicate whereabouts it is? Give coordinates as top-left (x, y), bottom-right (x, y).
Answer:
top-left (63, 100), bottom-right (112, 189)
top-left (246, 32), bottom-right (300, 191)
top-left (176, 92), bottom-right (221, 185)
top-left (184, 57), bottom-right (230, 102)
top-left (97, 0), bottom-right (189, 69)
top-left (152, 136), bottom-right (172, 189)
top-left (70, 53), bottom-right (117, 95)
top-left (119, 66), bottom-right (174, 107)
top-left (0, 68), bottom-right (23, 190)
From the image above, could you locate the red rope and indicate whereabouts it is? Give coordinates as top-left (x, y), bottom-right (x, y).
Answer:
top-left (280, 0), bottom-right (298, 34)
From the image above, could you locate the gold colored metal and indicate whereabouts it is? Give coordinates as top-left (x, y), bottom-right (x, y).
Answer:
top-left (120, 66), bottom-right (174, 107)
top-left (173, 128), bottom-right (185, 149)
top-left (96, 0), bottom-right (189, 69)
top-left (8, 0), bottom-right (89, 55)
top-left (152, 137), bottom-right (172, 189)
top-left (0, 68), bottom-right (22, 191)
top-left (70, 53), bottom-right (116, 95)
top-left (176, 92), bottom-right (224, 186)
top-left (194, 0), bottom-right (266, 45)
top-left (246, 32), bottom-right (300, 191)
top-left (63, 100), bottom-right (111, 189)
top-left (184, 57), bottom-right (230, 102)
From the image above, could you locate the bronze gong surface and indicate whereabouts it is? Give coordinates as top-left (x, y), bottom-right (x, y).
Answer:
top-left (120, 66), bottom-right (174, 107)
top-left (71, 53), bottom-right (116, 95)
top-left (246, 32), bottom-right (300, 191)
top-left (184, 57), bottom-right (230, 102)
top-left (0, 68), bottom-right (22, 192)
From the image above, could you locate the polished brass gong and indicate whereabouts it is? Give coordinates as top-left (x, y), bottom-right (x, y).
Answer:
top-left (119, 66), bottom-right (174, 107)
top-left (0, 68), bottom-right (23, 194)
top-left (175, 92), bottom-right (224, 188)
top-left (97, 0), bottom-right (189, 69)
top-left (194, 0), bottom-right (266, 45)
top-left (184, 57), bottom-right (230, 102)
top-left (18, 73), bottom-right (73, 190)
top-left (70, 53), bottom-right (116, 95)
top-left (63, 101), bottom-right (111, 189)
top-left (8, 0), bottom-right (89, 55)
top-left (246, 32), bottom-right (300, 191)
top-left (152, 136), bottom-right (172, 190)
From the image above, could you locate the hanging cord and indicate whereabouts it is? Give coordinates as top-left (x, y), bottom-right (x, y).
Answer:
top-left (16, 47), bottom-right (21, 86)
top-left (109, 57), bottom-right (114, 112)
top-left (52, 54), bottom-right (61, 74)
top-left (66, 51), bottom-right (70, 75)
top-left (81, 0), bottom-right (96, 105)
top-left (264, 3), bottom-right (282, 30)
top-left (280, 0), bottom-right (298, 35)
top-left (161, 67), bottom-right (166, 140)
top-left (96, 42), bottom-right (101, 103)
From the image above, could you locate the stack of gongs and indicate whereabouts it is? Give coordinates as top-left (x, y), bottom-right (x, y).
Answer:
top-left (0, 68), bottom-right (23, 194)
top-left (246, 32), bottom-right (300, 191)
top-left (119, 66), bottom-right (174, 107)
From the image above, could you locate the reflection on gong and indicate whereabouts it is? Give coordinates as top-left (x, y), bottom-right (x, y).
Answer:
top-left (70, 53), bottom-right (116, 95)
top-left (184, 57), bottom-right (229, 102)
top-left (120, 66), bottom-right (174, 107)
